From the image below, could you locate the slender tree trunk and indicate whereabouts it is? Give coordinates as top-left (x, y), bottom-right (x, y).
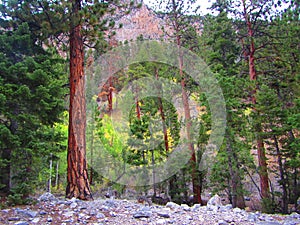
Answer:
top-left (49, 153), bottom-right (52, 193)
top-left (226, 130), bottom-right (245, 209)
top-left (151, 149), bottom-right (156, 196)
top-left (273, 134), bottom-right (288, 213)
top-left (66, 0), bottom-right (92, 200)
top-left (155, 67), bottom-right (169, 152)
top-left (242, 0), bottom-right (270, 201)
top-left (108, 77), bottom-right (113, 113)
top-left (288, 130), bottom-right (299, 209)
top-left (135, 94), bottom-right (141, 120)
top-left (55, 160), bottom-right (59, 189)
top-left (89, 119), bottom-right (94, 185)
top-left (176, 35), bottom-right (201, 204)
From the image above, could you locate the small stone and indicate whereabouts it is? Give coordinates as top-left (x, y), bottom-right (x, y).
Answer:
top-left (223, 215), bottom-right (233, 223)
top-left (70, 202), bottom-right (78, 209)
top-left (63, 211), bottom-right (74, 217)
top-left (89, 210), bottom-right (97, 216)
top-left (233, 207), bottom-right (242, 214)
top-left (186, 215), bottom-right (193, 220)
top-left (39, 211), bottom-right (47, 215)
top-left (157, 211), bottom-right (170, 218)
top-left (191, 204), bottom-right (201, 211)
top-left (78, 213), bottom-right (86, 218)
top-left (16, 209), bottom-right (38, 218)
top-left (104, 199), bottom-right (117, 208)
top-left (247, 213), bottom-right (257, 222)
top-left (109, 211), bottom-right (117, 217)
top-left (225, 204), bottom-right (233, 210)
top-left (166, 202), bottom-right (180, 210)
top-left (181, 204), bottom-right (191, 211)
top-left (219, 205), bottom-right (232, 212)
top-left (14, 222), bottom-right (29, 225)
top-left (38, 192), bottom-right (57, 202)
top-left (218, 220), bottom-right (229, 225)
top-left (207, 205), bottom-right (219, 212)
top-left (8, 217), bottom-right (20, 221)
top-left (26, 210), bottom-right (38, 218)
top-left (80, 205), bottom-right (87, 210)
top-left (47, 217), bottom-right (53, 222)
top-left (31, 218), bottom-right (40, 223)
top-left (156, 218), bottom-right (167, 224)
top-left (70, 197), bottom-right (78, 202)
top-left (140, 206), bottom-right (151, 211)
top-left (133, 210), bottom-right (152, 218)
top-left (96, 212), bottom-right (105, 219)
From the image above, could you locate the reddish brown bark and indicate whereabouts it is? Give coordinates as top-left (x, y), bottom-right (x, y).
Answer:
top-left (108, 77), bottom-right (113, 113)
top-left (155, 68), bottom-right (169, 152)
top-left (242, 0), bottom-right (270, 200)
top-left (177, 36), bottom-right (201, 205)
top-left (66, 0), bottom-right (92, 200)
top-left (170, 0), bottom-right (201, 204)
top-left (136, 98), bottom-right (141, 120)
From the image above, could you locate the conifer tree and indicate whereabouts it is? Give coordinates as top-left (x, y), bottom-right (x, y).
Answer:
top-left (0, 22), bottom-right (66, 199)
top-left (0, 0), bottom-right (136, 200)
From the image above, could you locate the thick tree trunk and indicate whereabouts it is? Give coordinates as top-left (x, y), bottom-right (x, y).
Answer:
top-left (66, 0), bottom-right (92, 200)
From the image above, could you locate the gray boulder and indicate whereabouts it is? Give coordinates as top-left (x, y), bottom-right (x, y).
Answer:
top-left (207, 194), bottom-right (223, 211)
top-left (38, 192), bottom-right (57, 202)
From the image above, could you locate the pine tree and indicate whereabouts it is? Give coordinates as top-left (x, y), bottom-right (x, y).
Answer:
top-left (0, 22), bottom-right (66, 200)
top-left (0, 0), bottom-right (136, 200)
top-left (198, 11), bottom-right (252, 208)
top-left (152, 0), bottom-right (203, 204)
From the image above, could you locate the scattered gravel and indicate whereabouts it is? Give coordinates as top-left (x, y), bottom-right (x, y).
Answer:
top-left (0, 193), bottom-right (299, 225)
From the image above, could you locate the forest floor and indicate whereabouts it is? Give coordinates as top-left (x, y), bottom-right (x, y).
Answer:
top-left (0, 193), bottom-right (299, 225)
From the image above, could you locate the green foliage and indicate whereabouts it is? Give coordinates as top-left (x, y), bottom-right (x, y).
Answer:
top-left (261, 197), bottom-right (277, 214)
top-left (0, 22), bottom-right (67, 198)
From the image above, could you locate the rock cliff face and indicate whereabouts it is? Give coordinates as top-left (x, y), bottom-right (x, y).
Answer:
top-left (113, 3), bottom-right (170, 42)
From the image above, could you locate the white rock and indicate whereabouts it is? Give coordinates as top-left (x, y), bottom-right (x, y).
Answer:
top-left (181, 204), bottom-right (191, 211)
top-left (156, 218), bottom-right (167, 224)
top-left (70, 202), bottom-right (77, 209)
top-left (166, 202), bottom-right (180, 210)
top-left (31, 218), bottom-right (40, 223)
top-left (207, 194), bottom-right (223, 207)
top-left (233, 207), bottom-right (242, 214)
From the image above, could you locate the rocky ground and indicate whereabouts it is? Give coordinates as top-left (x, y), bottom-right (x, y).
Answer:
top-left (0, 193), bottom-right (299, 225)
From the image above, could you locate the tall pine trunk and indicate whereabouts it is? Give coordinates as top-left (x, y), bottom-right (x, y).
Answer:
top-left (176, 36), bottom-right (201, 204)
top-left (242, 0), bottom-right (270, 201)
top-left (66, 0), bottom-right (92, 200)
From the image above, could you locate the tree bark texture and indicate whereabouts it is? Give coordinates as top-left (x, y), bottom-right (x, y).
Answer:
top-left (66, 0), bottom-right (92, 200)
